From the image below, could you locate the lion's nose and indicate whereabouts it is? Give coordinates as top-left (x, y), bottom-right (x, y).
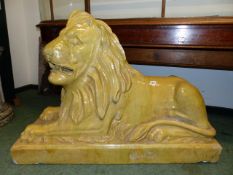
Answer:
top-left (43, 43), bottom-right (54, 62)
top-left (44, 39), bottom-right (67, 62)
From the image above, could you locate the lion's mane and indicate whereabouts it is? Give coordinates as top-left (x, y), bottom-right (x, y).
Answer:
top-left (59, 12), bottom-right (132, 124)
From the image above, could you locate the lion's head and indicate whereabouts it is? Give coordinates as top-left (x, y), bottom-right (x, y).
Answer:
top-left (43, 11), bottom-right (132, 123)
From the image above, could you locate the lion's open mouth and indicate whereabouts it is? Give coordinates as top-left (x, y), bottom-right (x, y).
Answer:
top-left (48, 62), bottom-right (74, 74)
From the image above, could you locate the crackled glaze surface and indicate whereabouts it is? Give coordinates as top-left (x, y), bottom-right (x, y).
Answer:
top-left (11, 11), bottom-right (221, 164)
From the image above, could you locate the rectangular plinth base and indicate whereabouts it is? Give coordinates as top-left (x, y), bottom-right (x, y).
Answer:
top-left (11, 140), bottom-right (222, 164)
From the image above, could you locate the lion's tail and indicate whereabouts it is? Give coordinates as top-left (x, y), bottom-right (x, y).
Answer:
top-left (128, 119), bottom-right (216, 142)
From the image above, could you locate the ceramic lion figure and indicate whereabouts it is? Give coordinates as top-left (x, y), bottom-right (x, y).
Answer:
top-left (23, 11), bottom-right (216, 144)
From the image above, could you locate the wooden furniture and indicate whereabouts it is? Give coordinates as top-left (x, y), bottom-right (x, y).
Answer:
top-left (37, 16), bottom-right (233, 93)
top-left (38, 17), bottom-right (233, 70)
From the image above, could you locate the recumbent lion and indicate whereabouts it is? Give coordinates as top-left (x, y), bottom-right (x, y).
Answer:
top-left (22, 11), bottom-right (215, 144)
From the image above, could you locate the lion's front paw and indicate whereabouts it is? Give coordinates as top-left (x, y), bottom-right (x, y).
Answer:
top-left (20, 124), bottom-right (48, 143)
top-left (21, 124), bottom-right (45, 137)
top-left (39, 106), bottom-right (59, 121)
top-left (21, 122), bottom-right (59, 141)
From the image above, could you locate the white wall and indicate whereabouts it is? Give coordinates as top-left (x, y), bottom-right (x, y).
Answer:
top-left (23, 0), bottom-right (41, 85)
top-left (91, 0), bottom-right (161, 19)
top-left (4, 0), bottom-right (233, 108)
top-left (166, 0), bottom-right (233, 17)
top-left (5, 0), bottom-right (40, 88)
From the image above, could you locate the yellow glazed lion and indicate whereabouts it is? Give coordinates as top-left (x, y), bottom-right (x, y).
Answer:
top-left (22, 11), bottom-right (216, 144)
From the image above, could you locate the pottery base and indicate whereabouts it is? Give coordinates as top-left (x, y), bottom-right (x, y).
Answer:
top-left (11, 139), bottom-right (222, 164)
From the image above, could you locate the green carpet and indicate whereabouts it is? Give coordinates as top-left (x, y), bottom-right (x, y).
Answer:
top-left (0, 89), bottom-right (232, 175)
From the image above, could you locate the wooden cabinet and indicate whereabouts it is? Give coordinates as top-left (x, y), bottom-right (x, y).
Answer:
top-left (38, 17), bottom-right (233, 70)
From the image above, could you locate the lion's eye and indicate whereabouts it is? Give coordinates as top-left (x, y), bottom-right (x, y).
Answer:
top-left (67, 36), bottom-right (82, 46)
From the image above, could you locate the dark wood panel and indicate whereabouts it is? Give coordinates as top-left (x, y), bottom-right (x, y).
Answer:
top-left (104, 17), bottom-right (233, 25)
top-left (125, 48), bottom-right (233, 70)
top-left (37, 17), bottom-right (233, 69)
top-left (85, 0), bottom-right (91, 13)
top-left (38, 19), bottom-right (233, 48)
top-left (39, 23), bottom-right (233, 49)
top-left (40, 26), bottom-right (64, 43)
top-left (111, 25), bottom-right (233, 49)
top-left (161, 0), bottom-right (166, 18)
top-left (38, 17), bottom-right (233, 26)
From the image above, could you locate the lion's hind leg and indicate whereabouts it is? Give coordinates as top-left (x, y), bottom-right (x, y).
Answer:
top-left (173, 80), bottom-right (215, 133)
